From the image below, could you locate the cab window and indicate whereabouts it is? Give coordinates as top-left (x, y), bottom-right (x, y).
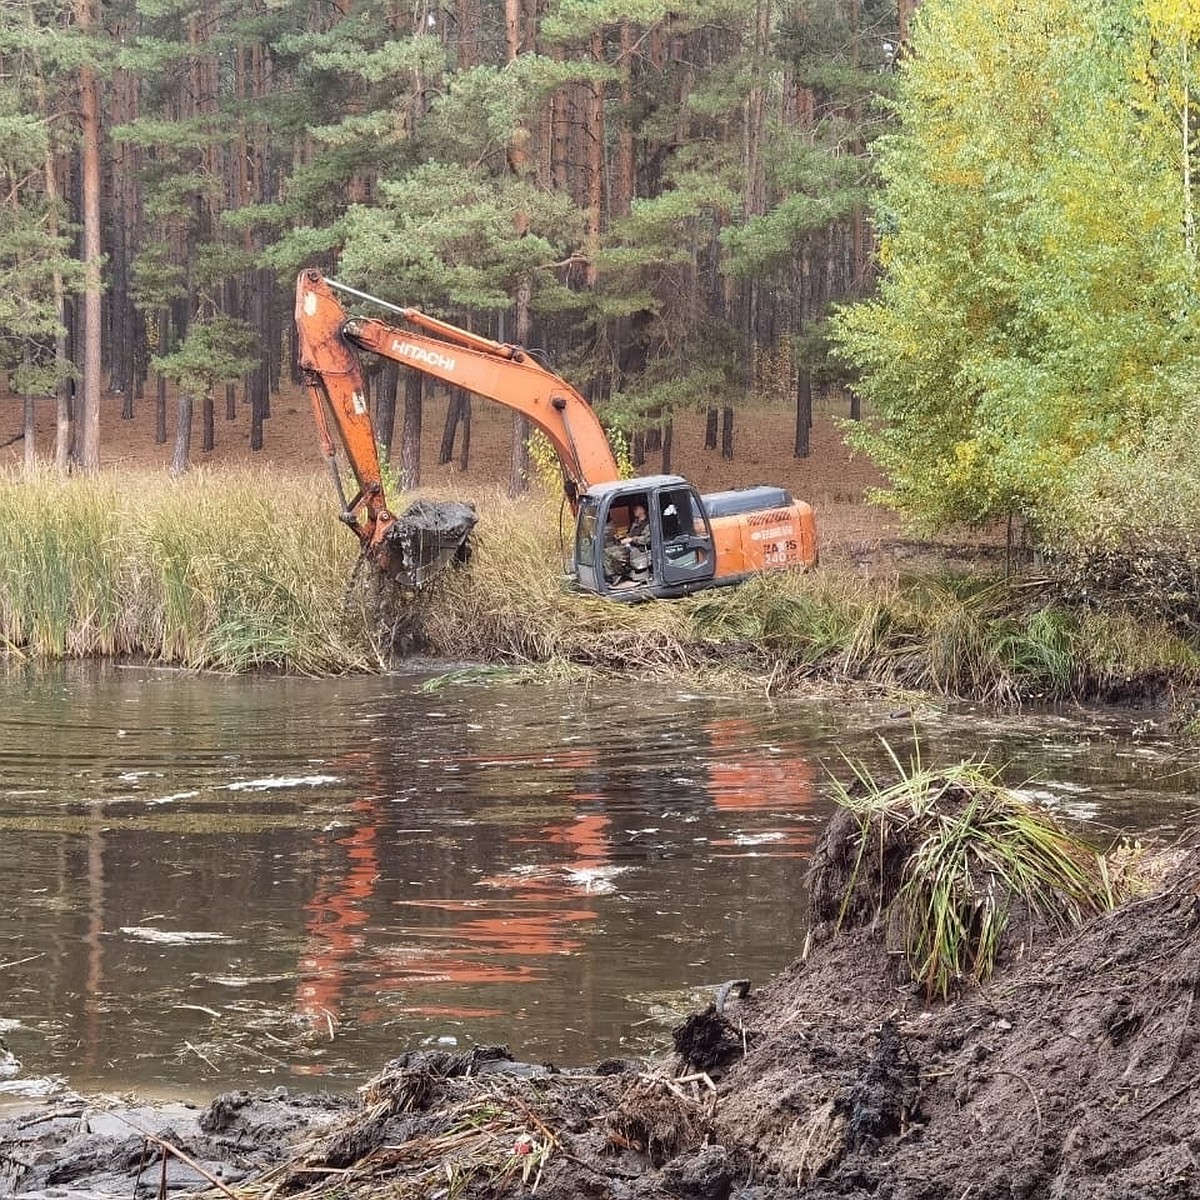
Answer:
top-left (576, 508), bottom-right (598, 567)
top-left (658, 488), bottom-right (697, 539)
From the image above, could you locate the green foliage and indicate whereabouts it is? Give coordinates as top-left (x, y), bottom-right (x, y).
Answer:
top-left (832, 0), bottom-right (1200, 534)
top-left (151, 313), bottom-right (259, 398)
top-left (303, 31), bottom-right (449, 86)
top-left (1040, 398), bottom-right (1200, 638)
top-left (526, 427), bottom-right (634, 492)
top-left (540, 0), bottom-right (747, 43)
top-left (607, 366), bottom-right (731, 426)
top-left (131, 247), bottom-right (186, 314)
top-left (778, 0), bottom-right (899, 78)
top-left (0, 82), bottom-right (78, 394)
top-left (339, 161), bottom-right (585, 316)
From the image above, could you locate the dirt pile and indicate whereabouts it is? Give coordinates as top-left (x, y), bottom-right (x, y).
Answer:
top-left (4, 833), bottom-right (1198, 1199)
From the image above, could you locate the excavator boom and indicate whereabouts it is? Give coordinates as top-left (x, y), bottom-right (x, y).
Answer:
top-left (297, 269), bottom-right (620, 507)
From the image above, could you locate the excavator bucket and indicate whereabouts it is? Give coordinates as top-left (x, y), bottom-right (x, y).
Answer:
top-left (380, 499), bottom-right (478, 589)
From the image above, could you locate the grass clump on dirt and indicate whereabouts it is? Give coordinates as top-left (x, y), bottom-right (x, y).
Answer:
top-left (814, 746), bottom-right (1118, 1001)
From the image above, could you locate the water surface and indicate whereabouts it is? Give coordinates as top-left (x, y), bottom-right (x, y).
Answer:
top-left (0, 664), bottom-right (1192, 1099)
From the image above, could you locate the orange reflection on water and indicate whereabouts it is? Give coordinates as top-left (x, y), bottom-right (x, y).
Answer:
top-left (706, 718), bottom-right (814, 808)
top-left (296, 795), bottom-right (382, 1025)
top-left (704, 718), bottom-right (818, 856)
top-left (296, 801), bottom-right (610, 1031)
top-left (393, 905), bottom-right (596, 953)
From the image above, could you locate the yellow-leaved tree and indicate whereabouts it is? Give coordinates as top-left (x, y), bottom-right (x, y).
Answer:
top-left (832, 0), bottom-right (1200, 538)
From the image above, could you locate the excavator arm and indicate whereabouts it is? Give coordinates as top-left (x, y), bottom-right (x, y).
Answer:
top-left (295, 268), bottom-right (622, 586)
top-left (296, 267), bottom-right (620, 498)
top-left (296, 270), bottom-right (488, 587)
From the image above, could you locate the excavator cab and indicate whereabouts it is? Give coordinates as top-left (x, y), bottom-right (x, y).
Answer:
top-left (573, 477), bottom-right (718, 600)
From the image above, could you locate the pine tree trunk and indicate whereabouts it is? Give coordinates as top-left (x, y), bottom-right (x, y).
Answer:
top-left (400, 369), bottom-right (423, 489)
top-left (247, 265), bottom-right (273, 441)
top-left (509, 276), bottom-right (532, 495)
top-left (251, 386), bottom-right (265, 451)
top-left (504, 0), bottom-right (523, 58)
top-left (111, 176), bottom-right (130, 414)
top-left (107, 16), bottom-right (135, 415)
top-left (202, 392), bottom-right (215, 452)
top-left (77, 0), bottom-right (103, 472)
top-left (661, 418), bottom-right (673, 475)
top-left (721, 406), bottom-right (734, 459)
top-left (223, 279), bottom-right (238, 421)
top-left (155, 307), bottom-right (169, 444)
top-left (54, 362), bottom-right (71, 468)
top-left (509, 413), bottom-right (529, 495)
top-left (795, 369), bottom-right (812, 458)
top-left (744, 0), bottom-right (770, 221)
top-left (41, 114), bottom-right (71, 469)
top-left (458, 397), bottom-right (471, 470)
top-left (22, 348), bottom-right (35, 472)
top-left (550, 44), bottom-right (570, 190)
top-left (585, 30), bottom-right (604, 284)
top-left (257, 269), bottom-right (274, 421)
top-left (376, 362), bottom-right (399, 453)
top-left (439, 390), bottom-right (467, 464)
top-left (455, 0), bottom-right (479, 70)
top-left (504, 2), bottom-right (532, 495)
top-left (615, 24), bottom-right (634, 218)
top-left (705, 408), bottom-right (718, 450)
top-left (171, 392), bottom-right (193, 476)
top-left (156, 376), bottom-right (167, 444)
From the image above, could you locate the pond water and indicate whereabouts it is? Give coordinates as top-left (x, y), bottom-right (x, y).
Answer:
top-left (0, 663), bottom-right (1194, 1101)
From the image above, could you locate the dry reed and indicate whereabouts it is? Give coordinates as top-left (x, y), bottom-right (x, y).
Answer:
top-left (1, 468), bottom-right (1195, 703)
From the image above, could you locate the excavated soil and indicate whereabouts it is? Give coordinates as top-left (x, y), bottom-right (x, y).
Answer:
top-left (4, 826), bottom-right (1198, 1200)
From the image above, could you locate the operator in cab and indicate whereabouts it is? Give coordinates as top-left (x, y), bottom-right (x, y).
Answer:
top-left (626, 503), bottom-right (649, 548)
top-left (603, 513), bottom-right (628, 583)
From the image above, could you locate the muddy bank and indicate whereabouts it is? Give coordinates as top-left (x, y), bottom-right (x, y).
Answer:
top-left (3, 838), bottom-right (1198, 1199)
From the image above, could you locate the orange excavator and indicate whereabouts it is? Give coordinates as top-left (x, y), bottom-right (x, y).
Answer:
top-left (295, 268), bottom-right (817, 600)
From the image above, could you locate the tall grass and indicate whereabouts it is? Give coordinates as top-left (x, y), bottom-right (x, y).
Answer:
top-left (828, 747), bottom-right (1117, 1000)
top-left (2, 467), bottom-right (1197, 697)
top-left (0, 468), bottom-right (370, 672)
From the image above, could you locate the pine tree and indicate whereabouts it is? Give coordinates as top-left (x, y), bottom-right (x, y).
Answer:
top-left (0, 0), bottom-right (85, 468)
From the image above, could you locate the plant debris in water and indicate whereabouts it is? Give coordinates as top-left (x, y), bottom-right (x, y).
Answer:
top-left (2, 775), bottom-right (1198, 1199)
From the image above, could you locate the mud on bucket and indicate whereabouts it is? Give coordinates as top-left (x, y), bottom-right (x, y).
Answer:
top-left (384, 499), bottom-right (478, 588)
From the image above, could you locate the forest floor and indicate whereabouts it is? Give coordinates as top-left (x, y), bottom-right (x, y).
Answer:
top-left (1, 385), bottom-right (1012, 573)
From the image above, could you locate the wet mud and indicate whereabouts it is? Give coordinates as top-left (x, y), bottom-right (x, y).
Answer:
top-left (4, 832), bottom-right (1199, 1199)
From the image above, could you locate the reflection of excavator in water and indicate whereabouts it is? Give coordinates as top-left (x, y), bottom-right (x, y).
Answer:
top-left (295, 268), bottom-right (818, 600)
